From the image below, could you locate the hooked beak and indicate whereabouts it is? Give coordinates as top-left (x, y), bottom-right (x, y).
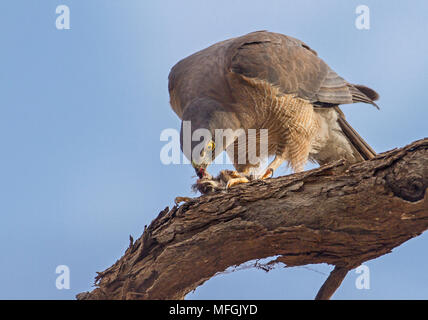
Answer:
top-left (192, 160), bottom-right (208, 178)
top-left (191, 142), bottom-right (215, 179)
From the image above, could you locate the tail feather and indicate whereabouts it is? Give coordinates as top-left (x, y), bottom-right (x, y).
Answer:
top-left (334, 106), bottom-right (376, 161)
top-left (353, 84), bottom-right (380, 102)
top-left (348, 84), bottom-right (380, 110)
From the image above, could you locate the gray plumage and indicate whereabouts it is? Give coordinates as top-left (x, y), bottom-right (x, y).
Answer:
top-left (169, 31), bottom-right (378, 180)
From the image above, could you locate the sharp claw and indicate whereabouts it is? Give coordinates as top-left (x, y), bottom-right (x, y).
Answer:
top-left (230, 171), bottom-right (242, 178)
top-left (226, 177), bottom-right (250, 189)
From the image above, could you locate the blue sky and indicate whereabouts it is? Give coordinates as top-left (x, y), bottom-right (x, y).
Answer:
top-left (0, 0), bottom-right (427, 299)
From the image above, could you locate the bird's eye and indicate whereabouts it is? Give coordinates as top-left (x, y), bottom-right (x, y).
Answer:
top-left (207, 141), bottom-right (215, 150)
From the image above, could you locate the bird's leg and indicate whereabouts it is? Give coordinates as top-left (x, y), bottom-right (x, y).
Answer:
top-left (216, 169), bottom-right (251, 189)
top-left (260, 155), bottom-right (285, 180)
top-left (225, 170), bottom-right (250, 189)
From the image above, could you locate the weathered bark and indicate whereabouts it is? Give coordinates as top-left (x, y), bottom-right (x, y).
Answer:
top-left (77, 138), bottom-right (428, 300)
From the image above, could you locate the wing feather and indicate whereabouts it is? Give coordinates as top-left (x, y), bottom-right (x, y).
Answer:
top-left (227, 31), bottom-right (378, 107)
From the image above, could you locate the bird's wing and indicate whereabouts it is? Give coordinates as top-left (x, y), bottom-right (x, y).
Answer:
top-left (168, 39), bottom-right (235, 119)
top-left (227, 31), bottom-right (378, 107)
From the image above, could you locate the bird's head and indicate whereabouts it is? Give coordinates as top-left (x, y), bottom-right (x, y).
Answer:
top-left (180, 98), bottom-right (240, 178)
top-left (191, 139), bottom-right (216, 178)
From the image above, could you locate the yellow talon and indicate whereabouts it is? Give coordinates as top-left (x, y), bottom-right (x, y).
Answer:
top-left (226, 177), bottom-right (250, 189)
top-left (230, 170), bottom-right (243, 178)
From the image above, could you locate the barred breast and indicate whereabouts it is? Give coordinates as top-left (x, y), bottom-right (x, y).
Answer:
top-left (232, 74), bottom-right (321, 172)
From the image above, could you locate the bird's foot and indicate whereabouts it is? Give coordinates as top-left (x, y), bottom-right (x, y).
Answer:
top-left (226, 177), bottom-right (250, 188)
top-left (192, 170), bottom-right (253, 194)
top-left (219, 170), bottom-right (251, 189)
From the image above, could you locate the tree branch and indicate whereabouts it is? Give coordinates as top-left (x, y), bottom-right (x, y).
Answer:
top-left (77, 138), bottom-right (428, 300)
top-left (315, 266), bottom-right (349, 300)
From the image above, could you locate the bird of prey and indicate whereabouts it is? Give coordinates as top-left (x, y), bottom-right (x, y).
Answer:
top-left (168, 31), bottom-right (379, 189)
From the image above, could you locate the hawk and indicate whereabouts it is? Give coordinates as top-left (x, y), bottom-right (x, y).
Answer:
top-left (168, 31), bottom-right (378, 189)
